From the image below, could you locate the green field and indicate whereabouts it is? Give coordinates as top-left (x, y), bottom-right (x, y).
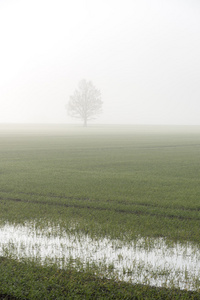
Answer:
top-left (0, 124), bottom-right (200, 298)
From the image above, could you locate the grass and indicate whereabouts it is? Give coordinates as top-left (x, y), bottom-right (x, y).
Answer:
top-left (0, 125), bottom-right (200, 243)
top-left (0, 257), bottom-right (199, 299)
top-left (0, 124), bottom-right (200, 298)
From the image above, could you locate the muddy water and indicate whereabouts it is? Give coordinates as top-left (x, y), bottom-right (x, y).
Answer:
top-left (0, 222), bottom-right (199, 291)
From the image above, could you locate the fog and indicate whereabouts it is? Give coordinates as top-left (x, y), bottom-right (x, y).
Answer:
top-left (0, 0), bottom-right (200, 125)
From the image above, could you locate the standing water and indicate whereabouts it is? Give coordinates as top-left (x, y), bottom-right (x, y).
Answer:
top-left (0, 221), bottom-right (199, 291)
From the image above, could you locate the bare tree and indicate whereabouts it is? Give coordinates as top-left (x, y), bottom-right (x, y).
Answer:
top-left (67, 79), bottom-right (102, 126)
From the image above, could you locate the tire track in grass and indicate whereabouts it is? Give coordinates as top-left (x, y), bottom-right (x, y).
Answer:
top-left (0, 196), bottom-right (200, 221)
top-left (0, 190), bottom-right (200, 212)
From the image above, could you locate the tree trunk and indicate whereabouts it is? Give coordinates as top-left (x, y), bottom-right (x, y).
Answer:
top-left (83, 118), bottom-right (87, 127)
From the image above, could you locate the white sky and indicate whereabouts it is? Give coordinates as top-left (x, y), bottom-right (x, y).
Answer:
top-left (0, 0), bottom-right (200, 125)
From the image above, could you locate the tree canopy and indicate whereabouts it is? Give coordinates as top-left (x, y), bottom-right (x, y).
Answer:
top-left (68, 79), bottom-right (102, 126)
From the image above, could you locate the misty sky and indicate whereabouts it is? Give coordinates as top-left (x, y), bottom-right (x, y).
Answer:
top-left (0, 0), bottom-right (200, 125)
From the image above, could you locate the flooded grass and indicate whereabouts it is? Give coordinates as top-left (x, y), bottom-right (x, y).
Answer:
top-left (0, 221), bottom-right (199, 291)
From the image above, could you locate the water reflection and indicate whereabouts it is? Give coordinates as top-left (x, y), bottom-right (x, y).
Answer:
top-left (0, 222), bottom-right (199, 291)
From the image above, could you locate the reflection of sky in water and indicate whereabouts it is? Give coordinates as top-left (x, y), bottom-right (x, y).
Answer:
top-left (0, 222), bottom-right (199, 291)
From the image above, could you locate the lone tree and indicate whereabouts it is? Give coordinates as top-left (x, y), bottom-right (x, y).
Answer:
top-left (67, 79), bottom-right (102, 126)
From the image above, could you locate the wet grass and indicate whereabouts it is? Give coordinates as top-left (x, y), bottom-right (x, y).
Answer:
top-left (0, 124), bottom-right (200, 297)
top-left (0, 257), bottom-right (199, 299)
top-left (0, 125), bottom-right (200, 243)
top-left (1, 221), bottom-right (199, 291)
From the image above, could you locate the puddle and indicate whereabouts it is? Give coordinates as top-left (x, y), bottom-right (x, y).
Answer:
top-left (0, 222), bottom-right (199, 291)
